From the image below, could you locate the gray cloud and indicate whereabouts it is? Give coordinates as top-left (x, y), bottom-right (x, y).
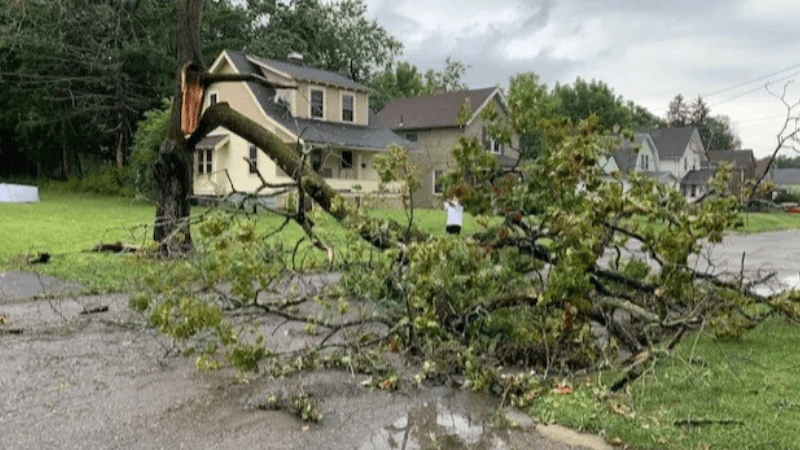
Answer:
top-left (365, 0), bottom-right (800, 157)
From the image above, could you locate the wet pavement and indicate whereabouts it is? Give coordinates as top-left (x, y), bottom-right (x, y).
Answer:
top-left (0, 271), bottom-right (81, 302)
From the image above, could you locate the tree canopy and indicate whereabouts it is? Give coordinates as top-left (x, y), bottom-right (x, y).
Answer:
top-left (247, 0), bottom-right (402, 82)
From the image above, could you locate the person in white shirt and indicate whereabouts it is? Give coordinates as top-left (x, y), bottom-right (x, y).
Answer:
top-left (444, 198), bottom-right (463, 235)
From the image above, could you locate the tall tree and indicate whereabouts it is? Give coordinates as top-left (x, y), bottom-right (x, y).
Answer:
top-left (666, 93), bottom-right (690, 127)
top-left (368, 58), bottom-right (469, 111)
top-left (0, 0), bottom-right (174, 173)
top-left (551, 78), bottom-right (658, 132)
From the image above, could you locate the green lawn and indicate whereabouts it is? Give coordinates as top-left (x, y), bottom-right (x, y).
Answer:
top-left (531, 317), bottom-right (800, 449)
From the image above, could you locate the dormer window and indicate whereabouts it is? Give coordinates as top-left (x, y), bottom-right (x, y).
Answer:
top-left (310, 88), bottom-right (324, 119)
top-left (341, 94), bottom-right (354, 122)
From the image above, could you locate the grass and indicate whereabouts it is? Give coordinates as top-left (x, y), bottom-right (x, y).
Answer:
top-left (531, 317), bottom-right (800, 449)
top-left (738, 211), bottom-right (800, 234)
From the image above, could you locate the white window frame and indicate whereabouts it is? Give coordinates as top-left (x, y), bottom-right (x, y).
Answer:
top-left (433, 170), bottom-right (444, 194)
top-left (310, 87), bottom-right (325, 119)
top-left (248, 144), bottom-right (258, 174)
top-left (340, 92), bottom-right (355, 123)
top-left (488, 138), bottom-right (502, 154)
top-left (197, 149), bottom-right (212, 174)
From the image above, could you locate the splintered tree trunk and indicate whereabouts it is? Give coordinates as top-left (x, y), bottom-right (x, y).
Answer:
top-left (153, 0), bottom-right (204, 254)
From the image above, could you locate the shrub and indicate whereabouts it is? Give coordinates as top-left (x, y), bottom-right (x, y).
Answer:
top-left (130, 98), bottom-right (172, 201)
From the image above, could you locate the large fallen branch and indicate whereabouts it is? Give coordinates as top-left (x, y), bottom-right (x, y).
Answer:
top-left (186, 103), bottom-right (429, 250)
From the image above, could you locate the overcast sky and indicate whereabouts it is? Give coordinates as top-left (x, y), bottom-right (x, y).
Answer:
top-left (364, 0), bottom-right (800, 158)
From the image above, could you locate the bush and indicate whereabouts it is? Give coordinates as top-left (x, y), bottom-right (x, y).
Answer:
top-left (42, 163), bottom-right (136, 197)
top-left (130, 98), bottom-right (171, 201)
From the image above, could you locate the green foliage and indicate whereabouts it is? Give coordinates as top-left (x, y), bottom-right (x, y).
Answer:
top-left (44, 163), bottom-right (136, 197)
top-left (368, 58), bottom-right (470, 111)
top-left (130, 98), bottom-right (172, 201)
top-left (248, 0), bottom-right (401, 82)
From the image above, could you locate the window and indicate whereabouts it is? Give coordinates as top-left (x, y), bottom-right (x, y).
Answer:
top-left (690, 184), bottom-right (696, 197)
top-left (642, 154), bottom-right (649, 170)
top-left (406, 132), bottom-right (418, 142)
top-left (684, 157), bottom-right (688, 171)
top-left (311, 149), bottom-right (323, 172)
top-left (341, 150), bottom-right (353, 169)
top-left (488, 138), bottom-right (502, 154)
top-left (433, 170), bottom-right (444, 194)
top-left (248, 144), bottom-right (258, 174)
top-left (209, 93), bottom-right (218, 106)
top-left (197, 149), bottom-right (212, 174)
top-left (341, 94), bottom-right (354, 122)
top-left (310, 88), bottom-right (324, 119)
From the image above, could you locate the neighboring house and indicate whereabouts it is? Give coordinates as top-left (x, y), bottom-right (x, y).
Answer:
top-left (769, 168), bottom-right (800, 195)
top-left (705, 149), bottom-right (756, 196)
top-left (377, 87), bottom-right (520, 208)
top-left (605, 132), bottom-right (678, 188)
top-left (193, 50), bottom-right (411, 207)
top-left (643, 126), bottom-right (709, 201)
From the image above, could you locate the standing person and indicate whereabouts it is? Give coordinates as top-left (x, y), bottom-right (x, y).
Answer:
top-left (444, 197), bottom-right (463, 235)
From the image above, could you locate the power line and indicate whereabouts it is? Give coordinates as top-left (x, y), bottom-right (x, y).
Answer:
top-left (709, 70), bottom-right (800, 108)
top-left (702, 62), bottom-right (800, 98)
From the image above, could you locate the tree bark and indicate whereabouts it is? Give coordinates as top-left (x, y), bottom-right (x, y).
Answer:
top-left (153, 0), bottom-right (205, 254)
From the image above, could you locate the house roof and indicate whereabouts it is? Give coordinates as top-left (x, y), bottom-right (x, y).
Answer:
top-left (771, 168), bottom-right (800, 186)
top-left (376, 87), bottom-right (500, 131)
top-left (611, 133), bottom-right (649, 173)
top-left (224, 50), bottom-right (410, 151)
top-left (643, 126), bottom-right (697, 160)
top-left (196, 134), bottom-right (228, 150)
top-left (245, 54), bottom-right (368, 92)
top-left (681, 168), bottom-right (715, 185)
top-left (707, 149), bottom-right (755, 168)
top-left (496, 154), bottom-right (518, 168)
top-left (642, 171), bottom-right (678, 184)
top-left (755, 157), bottom-right (771, 178)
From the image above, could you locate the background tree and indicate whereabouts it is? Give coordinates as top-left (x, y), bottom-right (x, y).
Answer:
top-left (368, 58), bottom-right (469, 111)
top-left (552, 77), bottom-right (660, 132)
top-left (0, 0), bottom-right (174, 175)
top-left (667, 93), bottom-right (690, 126)
top-left (248, 0), bottom-right (401, 82)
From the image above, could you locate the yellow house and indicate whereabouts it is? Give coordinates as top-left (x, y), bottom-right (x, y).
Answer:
top-left (194, 50), bottom-right (411, 207)
top-left (377, 88), bottom-right (520, 208)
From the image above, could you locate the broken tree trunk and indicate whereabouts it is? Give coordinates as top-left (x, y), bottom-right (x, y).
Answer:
top-left (153, 0), bottom-right (204, 255)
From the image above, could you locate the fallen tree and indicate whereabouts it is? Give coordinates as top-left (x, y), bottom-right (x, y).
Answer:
top-left (137, 1), bottom-right (800, 409)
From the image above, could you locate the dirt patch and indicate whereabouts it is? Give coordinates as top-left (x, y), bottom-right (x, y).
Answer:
top-left (0, 291), bottom-right (609, 449)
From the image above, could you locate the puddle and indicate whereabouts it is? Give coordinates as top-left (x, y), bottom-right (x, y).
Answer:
top-left (752, 274), bottom-right (800, 297)
top-left (358, 397), bottom-right (509, 450)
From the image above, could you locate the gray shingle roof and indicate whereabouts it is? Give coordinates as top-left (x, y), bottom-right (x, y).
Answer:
top-left (771, 168), bottom-right (800, 186)
top-left (643, 127), bottom-right (697, 160)
top-left (611, 133), bottom-right (648, 173)
top-left (376, 87), bottom-right (499, 130)
top-left (707, 149), bottom-right (755, 168)
top-left (245, 54), bottom-right (368, 92)
top-left (224, 50), bottom-right (410, 151)
top-left (681, 168), bottom-right (715, 185)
